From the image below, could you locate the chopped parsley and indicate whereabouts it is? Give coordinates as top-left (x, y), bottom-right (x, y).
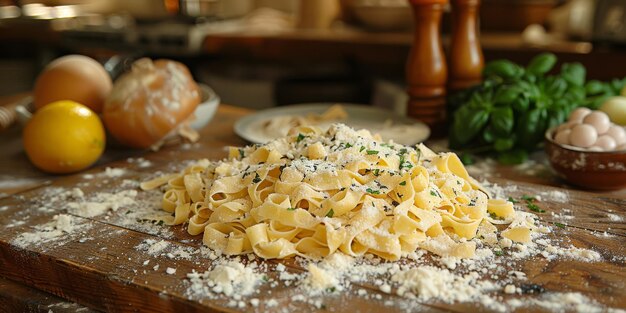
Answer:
top-left (238, 148), bottom-right (245, 159)
top-left (287, 207), bottom-right (296, 211)
top-left (373, 169), bottom-right (380, 176)
top-left (296, 133), bottom-right (306, 142)
top-left (366, 188), bottom-right (380, 195)
top-left (252, 173), bottom-right (261, 183)
top-left (359, 146), bottom-right (366, 152)
top-left (494, 250), bottom-right (504, 256)
top-left (521, 195), bottom-right (536, 202)
top-left (366, 150), bottom-right (379, 155)
top-left (325, 209), bottom-right (335, 218)
top-left (398, 154), bottom-right (413, 170)
top-left (399, 181), bottom-right (406, 186)
top-left (507, 197), bottom-right (519, 204)
top-left (554, 222), bottom-right (566, 228)
top-left (527, 203), bottom-right (545, 213)
top-left (488, 212), bottom-right (503, 220)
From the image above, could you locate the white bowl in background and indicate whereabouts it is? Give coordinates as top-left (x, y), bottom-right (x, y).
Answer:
top-left (189, 83), bottom-right (220, 130)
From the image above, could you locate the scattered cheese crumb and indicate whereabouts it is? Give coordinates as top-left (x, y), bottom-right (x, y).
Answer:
top-left (504, 284), bottom-right (516, 294)
top-left (380, 284), bottom-right (392, 294)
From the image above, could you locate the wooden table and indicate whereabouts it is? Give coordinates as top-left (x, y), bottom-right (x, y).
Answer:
top-left (0, 101), bottom-right (624, 312)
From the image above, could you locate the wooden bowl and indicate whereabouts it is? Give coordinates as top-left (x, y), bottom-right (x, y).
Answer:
top-left (544, 127), bottom-right (626, 190)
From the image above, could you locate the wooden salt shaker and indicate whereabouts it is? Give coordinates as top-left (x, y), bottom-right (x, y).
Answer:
top-left (449, 0), bottom-right (483, 92)
top-left (406, 0), bottom-right (448, 136)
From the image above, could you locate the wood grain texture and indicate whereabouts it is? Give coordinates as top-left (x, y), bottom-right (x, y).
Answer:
top-left (0, 144), bottom-right (624, 312)
top-left (0, 104), bottom-right (625, 312)
top-left (0, 276), bottom-right (96, 313)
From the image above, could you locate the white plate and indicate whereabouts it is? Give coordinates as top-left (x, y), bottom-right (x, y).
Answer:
top-left (234, 103), bottom-right (430, 146)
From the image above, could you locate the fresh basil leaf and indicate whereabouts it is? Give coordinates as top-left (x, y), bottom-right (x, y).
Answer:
top-left (526, 52), bottom-right (557, 75)
top-left (546, 77), bottom-right (567, 97)
top-left (497, 149), bottom-right (528, 165)
top-left (561, 62), bottom-right (586, 87)
top-left (494, 137), bottom-right (515, 152)
top-left (516, 108), bottom-right (545, 150)
top-left (483, 60), bottom-right (523, 79)
top-left (585, 80), bottom-right (605, 96)
top-left (512, 96), bottom-right (529, 112)
top-left (453, 107), bottom-right (489, 144)
top-left (482, 125), bottom-right (496, 143)
top-left (490, 107), bottom-right (514, 135)
top-left (494, 85), bottom-right (522, 105)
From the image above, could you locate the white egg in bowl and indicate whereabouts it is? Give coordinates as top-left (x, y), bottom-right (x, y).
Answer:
top-left (545, 126), bottom-right (626, 190)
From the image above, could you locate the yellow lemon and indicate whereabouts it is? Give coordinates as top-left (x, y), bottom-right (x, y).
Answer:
top-left (23, 100), bottom-right (106, 174)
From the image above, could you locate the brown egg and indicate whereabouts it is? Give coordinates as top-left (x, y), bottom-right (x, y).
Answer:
top-left (33, 55), bottom-right (112, 113)
top-left (569, 124), bottom-right (597, 148)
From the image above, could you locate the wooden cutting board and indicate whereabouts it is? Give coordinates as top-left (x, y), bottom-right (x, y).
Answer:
top-left (0, 106), bottom-right (624, 313)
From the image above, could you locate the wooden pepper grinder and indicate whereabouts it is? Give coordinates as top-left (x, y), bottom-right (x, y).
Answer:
top-left (449, 0), bottom-right (484, 92)
top-left (406, 0), bottom-right (448, 136)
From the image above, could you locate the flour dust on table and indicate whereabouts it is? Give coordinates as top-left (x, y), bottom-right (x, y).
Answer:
top-left (5, 124), bottom-right (624, 313)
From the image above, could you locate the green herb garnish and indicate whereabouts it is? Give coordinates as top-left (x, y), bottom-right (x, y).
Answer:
top-left (366, 150), bottom-right (379, 155)
top-left (325, 209), bottom-right (335, 218)
top-left (399, 181), bottom-right (406, 186)
top-left (252, 173), bottom-right (261, 183)
top-left (296, 133), bottom-right (306, 142)
top-left (366, 188), bottom-right (380, 195)
top-left (527, 203), bottom-right (545, 213)
top-left (287, 207), bottom-right (296, 211)
top-left (554, 222), bottom-right (566, 228)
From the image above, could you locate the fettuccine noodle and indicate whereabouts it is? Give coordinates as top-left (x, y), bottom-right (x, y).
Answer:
top-left (143, 124), bottom-right (529, 260)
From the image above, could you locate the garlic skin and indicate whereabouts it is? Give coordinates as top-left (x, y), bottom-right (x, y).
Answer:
top-left (103, 58), bottom-right (200, 149)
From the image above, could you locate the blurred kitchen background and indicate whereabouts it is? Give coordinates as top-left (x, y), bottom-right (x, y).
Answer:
top-left (1, 0), bottom-right (625, 113)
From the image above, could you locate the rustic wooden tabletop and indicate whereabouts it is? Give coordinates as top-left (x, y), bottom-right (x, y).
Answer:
top-left (0, 96), bottom-right (624, 313)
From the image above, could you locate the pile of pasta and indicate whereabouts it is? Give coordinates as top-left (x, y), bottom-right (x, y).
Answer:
top-left (142, 124), bottom-right (534, 260)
